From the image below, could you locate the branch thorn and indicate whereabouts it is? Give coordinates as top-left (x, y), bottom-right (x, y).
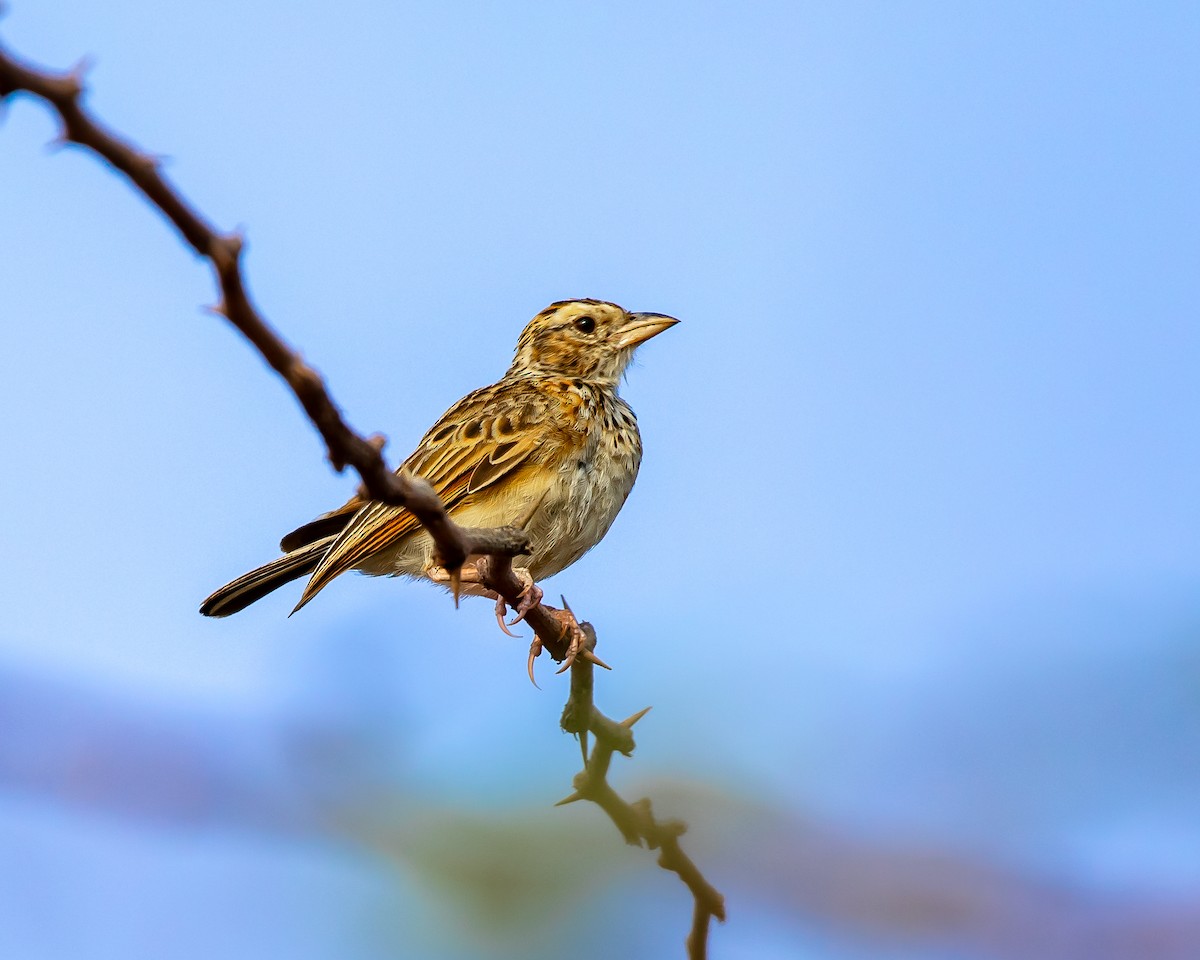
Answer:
top-left (621, 706), bottom-right (652, 728)
top-left (68, 55), bottom-right (92, 89)
top-left (580, 647), bottom-right (611, 670)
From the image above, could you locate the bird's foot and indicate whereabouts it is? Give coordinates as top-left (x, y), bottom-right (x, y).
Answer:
top-left (494, 567), bottom-right (542, 637)
top-left (526, 599), bottom-right (609, 683)
top-left (508, 567), bottom-right (543, 625)
top-left (550, 600), bottom-right (589, 674)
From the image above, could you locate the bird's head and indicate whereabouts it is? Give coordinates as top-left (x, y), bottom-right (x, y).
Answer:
top-left (507, 299), bottom-right (678, 385)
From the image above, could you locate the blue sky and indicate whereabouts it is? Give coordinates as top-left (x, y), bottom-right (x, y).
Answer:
top-left (2, 3), bottom-right (1199, 958)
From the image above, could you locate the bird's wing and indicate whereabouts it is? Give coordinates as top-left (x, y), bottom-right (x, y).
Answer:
top-left (291, 379), bottom-right (579, 612)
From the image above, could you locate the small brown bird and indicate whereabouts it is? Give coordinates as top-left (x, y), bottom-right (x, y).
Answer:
top-left (200, 299), bottom-right (677, 619)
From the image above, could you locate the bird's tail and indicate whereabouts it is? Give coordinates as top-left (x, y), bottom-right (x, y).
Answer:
top-left (200, 538), bottom-right (332, 618)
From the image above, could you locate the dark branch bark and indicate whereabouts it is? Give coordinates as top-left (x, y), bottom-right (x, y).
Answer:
top-left (559, 627), bottom-right (727, 958)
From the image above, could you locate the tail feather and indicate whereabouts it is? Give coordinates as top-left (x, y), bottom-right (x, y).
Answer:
top-left (200, 538), bottom-right (331, 618)
top-left (279, 499), bottom-right (363, 553)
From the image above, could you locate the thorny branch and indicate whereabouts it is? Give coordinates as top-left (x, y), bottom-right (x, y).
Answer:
top-left (0, 39), bottom-right (724, 957)
top-left (559, 625), bottom-right (726, 958)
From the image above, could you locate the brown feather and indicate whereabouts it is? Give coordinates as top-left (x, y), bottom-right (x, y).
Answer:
top-left (200, 537), bottom-right (330, 617)
top-left (291, 379), bottom-right (586, 612)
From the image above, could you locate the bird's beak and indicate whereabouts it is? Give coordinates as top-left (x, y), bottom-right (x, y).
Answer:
top-left (617, 312), bottom-right (680, 349)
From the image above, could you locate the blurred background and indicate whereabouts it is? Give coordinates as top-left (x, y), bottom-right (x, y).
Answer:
top-left (2, 2), bottom-right (1198, 957)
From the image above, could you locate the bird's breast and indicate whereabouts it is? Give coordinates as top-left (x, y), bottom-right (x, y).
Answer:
top-left (520, 388), bottom-right (643, 578)
top-left (525, 391), bottom-right (643, 580)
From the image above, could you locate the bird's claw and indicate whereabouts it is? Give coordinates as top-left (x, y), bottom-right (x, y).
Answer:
top-left (526, 598), bottom-right (609, 684)
top-left (493, 567), bottom-right (541, 638)
top-left (494, 596), bottom-right (521, 638)
top-left (552, 603), bottom-right (590, 674)
top-left (507, 568), bottom-right (543, 626)
top-left (527, 636), bottom-right (542, 687)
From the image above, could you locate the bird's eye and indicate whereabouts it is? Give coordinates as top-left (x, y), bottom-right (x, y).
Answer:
top-left (574, 316), bottom-right (596, 334)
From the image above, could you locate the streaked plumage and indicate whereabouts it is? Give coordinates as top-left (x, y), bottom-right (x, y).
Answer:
top-left (200, 299), bottom-right (677, 618)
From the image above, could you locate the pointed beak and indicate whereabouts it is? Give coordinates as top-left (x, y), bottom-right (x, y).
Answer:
top-left (617, 312), bottom-right (680, 349)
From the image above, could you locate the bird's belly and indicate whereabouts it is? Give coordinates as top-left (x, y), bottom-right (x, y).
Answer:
top-left (523, 448), bottom-right (638, 580)
top-left (360, 438), bottom-right (639, 584)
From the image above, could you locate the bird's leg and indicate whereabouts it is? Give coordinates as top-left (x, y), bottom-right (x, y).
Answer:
top-left (424, 560), bottom-right (487, 612)
top-left (425, 560), bottom-right (486, 589)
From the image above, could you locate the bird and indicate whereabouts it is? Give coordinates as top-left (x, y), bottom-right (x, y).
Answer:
top-left (200, 299), bottom-right (678, 622)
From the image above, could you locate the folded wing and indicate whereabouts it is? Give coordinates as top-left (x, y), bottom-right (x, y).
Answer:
top-left (291, 380), bottom-right (576, 612)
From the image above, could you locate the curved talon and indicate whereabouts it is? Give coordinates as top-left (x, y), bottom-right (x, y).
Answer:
top-left (507, 568), bottom-right (543, 626)
top-left (553, 606), bottom-right (589, 674)
top-left (527, 638), bottom-right (542, 687)
top-left (494, 597), bottom-right (521, 638)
